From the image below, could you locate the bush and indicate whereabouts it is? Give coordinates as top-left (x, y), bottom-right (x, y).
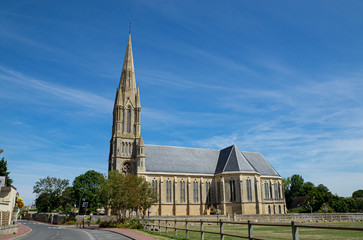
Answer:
top-left (99, 219), bottom-right (124, 228)
top-left (99, 218), bottom-right (143, 230)
top-left (288, 206), bottom-right (308, 213)
top-left (125, 218), bottom-right (143, 230)
top-left (62, 220), bottom-right (77, 225)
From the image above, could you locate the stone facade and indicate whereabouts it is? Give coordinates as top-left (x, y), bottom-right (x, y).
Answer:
top-left (108, 32), bottom-right (286, 216)
top-left (0, 186), bottom-right (17, 225)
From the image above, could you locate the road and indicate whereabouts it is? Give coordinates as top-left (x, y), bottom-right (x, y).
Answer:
top-left (17, 220), bottom-right (132, 240)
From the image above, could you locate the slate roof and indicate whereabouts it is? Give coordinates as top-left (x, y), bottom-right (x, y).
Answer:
top-left (241, 151), bottom-right (280, 176)
top-left (145, 145), bottom-right (220, 174)
top-left (144, 144), bottom-right (280, 177)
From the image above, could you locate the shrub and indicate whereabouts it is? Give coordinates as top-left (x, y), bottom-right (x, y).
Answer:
top-left (99, 218), bottom-right (143, 230)
top-left (62, 220), bottom-right (77, 225)
top-left (99, 219), bottom-right (124, 228)
top-left (125, 218), bottom-right (143, 230)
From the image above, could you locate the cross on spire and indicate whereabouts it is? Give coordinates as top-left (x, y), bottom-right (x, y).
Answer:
top-left (129, 21), bottom-right (132, 34)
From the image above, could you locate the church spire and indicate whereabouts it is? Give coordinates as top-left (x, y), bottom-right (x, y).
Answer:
top-left (109, 30), bottom-right (144, 174)
top-left (120, 32), bottom-right (136, 93)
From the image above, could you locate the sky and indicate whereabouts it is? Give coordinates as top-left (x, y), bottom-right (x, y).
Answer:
top-left (1, 0), bottom-right (363, 205)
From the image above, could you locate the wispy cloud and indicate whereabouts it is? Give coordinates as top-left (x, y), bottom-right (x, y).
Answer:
top-left (0, 66), bottom-right (113, 113)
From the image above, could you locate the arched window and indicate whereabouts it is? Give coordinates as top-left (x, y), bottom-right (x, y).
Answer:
top-left (279, 205), bottom-right (281, 214)
top-left (206, 181), bottom-right (211, 203)
top-left (274, 183), bottom-right (279, 199)
top-left (264, 183), bottom-right (270, 199)
top-left (152, 179), bottom-right (158, 198)
top-left (193, 181), bottom-right (199, 203)
top-left (268, 205), bottom-right (271, 215)
top-left (229, 179), bottom-right (236, 202)
top-left (127, 109), bottom-right (131, 133)
top-left (180, 181), bottom-right (185, 203)
top-left (166, 180), bottom-right (172, 202)
top-left (246, 179), bottom-right (252, 201)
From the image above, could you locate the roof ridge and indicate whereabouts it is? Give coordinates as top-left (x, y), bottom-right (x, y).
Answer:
top-left (145, 144), bottom-right (220, 151)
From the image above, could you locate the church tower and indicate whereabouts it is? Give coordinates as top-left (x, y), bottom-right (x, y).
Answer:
top-left (108, 32), bottom-right (145, 174)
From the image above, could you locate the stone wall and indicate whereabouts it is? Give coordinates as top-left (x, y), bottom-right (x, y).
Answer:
top-left (234, 213), bottom-right (363, 223)
top-left (0, 211), bottom-right (10, 226)
top-left (147, 213), bottom-right (363, 223)
top-left (23, 213), bottom-right (67, 224)
top-left (0, 225), bottom-right (18, 236)
top-left (74, 215), bottom-right (117, 223)
top-left (23, 213), bottom-right (117, 225)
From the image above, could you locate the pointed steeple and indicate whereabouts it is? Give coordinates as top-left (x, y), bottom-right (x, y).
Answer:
top-left (109, 30), bottom-right (144, 174)
top-left (120, 32), bottom-right (137, 93)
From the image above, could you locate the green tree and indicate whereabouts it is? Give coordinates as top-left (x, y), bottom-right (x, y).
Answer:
top-left (0, 157), bottom-right (13, 186)
top-left (301, 182), bottom-right (315, 196)
top-left (35, 192), bottom-right (51, 212)
top-left (285, 174), bottom-right (304, 209)
top-left (33, 176), bottom-right (69, 212)
top-left (356, 199), bottom-right (363, 212)
top-left (282, 177), bottom-right (291, 195)
top-left (352, 190), bottom-right (363, 199)
top-left (330, 195), bottom-right (349, 213)
top-left (73, 170), bottom-right (103, 213)
top-left (290, 174), bottom-right (304, 196)
top-left (100, 171), bottom-right (156, 219)
top-left (58, 187), bottom-right (76, 213)
top-left (33, 176), bottom-right (69, 195)
top-left (343, 197), bottom-right (357, 212)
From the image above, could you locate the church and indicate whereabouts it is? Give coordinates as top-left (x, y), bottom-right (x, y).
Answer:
top-left (108, 32), bottom-right (287, 216)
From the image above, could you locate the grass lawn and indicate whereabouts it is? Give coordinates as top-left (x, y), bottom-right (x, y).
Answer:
top-left (142, 221), bottom-right (363, 240)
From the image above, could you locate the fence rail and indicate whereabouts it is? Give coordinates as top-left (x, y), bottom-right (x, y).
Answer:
top-left (143, 218), bottom-right (363, 240)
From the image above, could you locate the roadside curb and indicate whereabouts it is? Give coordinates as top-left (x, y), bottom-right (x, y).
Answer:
top-left (101, 228), bottom-right (137, 240)
top-left (2, 224), bottom-right (32, 240)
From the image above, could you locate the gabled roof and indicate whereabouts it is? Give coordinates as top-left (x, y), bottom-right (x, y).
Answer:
top-left (215, 145), bottom-right (255, 174)
top-left (144, 144), bottom-right (280, 177)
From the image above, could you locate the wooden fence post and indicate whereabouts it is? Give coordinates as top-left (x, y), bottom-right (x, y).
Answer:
top-left (186, 220), bottom-right (189, 239)
top-left (166, 220), bottom-right (168, 233)
top-left (248, 220), bottom-right (253, 240)
top-left (291, 221), bottom-right (299, 240)
top-left (159, 220), bottom-right (161, 235)
top-left (220, 219), bottom-right (224, 240)
top-left (201, 220), bottom-right (204, 240)
top-left (174, 220), bottom-right (177, 238)
top-left (153, 220), bottom-right (155, 233)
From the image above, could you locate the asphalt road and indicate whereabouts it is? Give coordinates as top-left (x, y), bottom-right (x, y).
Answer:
top-left (17, 220), bottom-right (132, 240)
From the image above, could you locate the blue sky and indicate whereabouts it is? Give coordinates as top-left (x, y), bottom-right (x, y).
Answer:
top-left (1, 0), bottom-right (363, 205)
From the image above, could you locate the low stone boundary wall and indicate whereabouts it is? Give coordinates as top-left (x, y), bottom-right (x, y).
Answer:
top-left (23, 213), bottom-right (66, 224)
top-left (23, 213), bottom-right (117, 225)
top-left (0, 225), bottom-right (18, 236)
top-left (234, 213), bottom-right (363, 223)
top-left (147, 213), bottom-right (363, 223)
top-left (75, 215), bottom-right (117, 223)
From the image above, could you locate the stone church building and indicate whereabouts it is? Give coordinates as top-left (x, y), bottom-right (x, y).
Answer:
top-left (108, 32), bottom-right (286, 216)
